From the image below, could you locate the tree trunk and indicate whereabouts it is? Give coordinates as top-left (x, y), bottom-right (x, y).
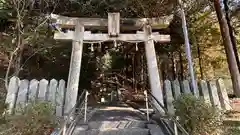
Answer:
top-left (197, 42), bottom-right (204, 80)
top-left (223, 0), bottom-right (240, 72)
top-left (14, 50), bottom-right (23, 76)
top-left (132, 53), bottom-right (136, 92)
top-left (179, 49), bottom-right (184, 80)
top-left (214, 0), bottom-right (240, 96)
top-left (170, 52), bottom-right (176, 80)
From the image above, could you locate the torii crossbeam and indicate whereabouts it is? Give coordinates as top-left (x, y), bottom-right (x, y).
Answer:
top-left (51, 13), bottom-right (171, 114)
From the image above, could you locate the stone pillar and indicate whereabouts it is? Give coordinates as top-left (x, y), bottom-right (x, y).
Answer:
top-left (144, 24), bottom-right (164, 112)
top-left (65, 22), bottom-right (84, 114)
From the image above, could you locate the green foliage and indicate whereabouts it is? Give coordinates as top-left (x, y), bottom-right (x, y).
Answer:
top-left (0, 101), bottom-right (58, 135)
top-left (110, 50), bottom-right (125, 72)
top-left (0, 96), bottom-right (7, 125)
top-left (174, 94), bottom-right (223, 135)
top-left (0, 0), bottom-right (11, 19)
top-left (225, 124), bottom-right (240, 135)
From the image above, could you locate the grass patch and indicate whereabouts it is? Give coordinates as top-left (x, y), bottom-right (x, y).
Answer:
top-left (0, 100), bottom-right (59, 135)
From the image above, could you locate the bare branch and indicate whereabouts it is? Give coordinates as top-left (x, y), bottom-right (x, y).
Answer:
top-left (5, 47), bottom-right (20, 90)
top-left (4, 0), bottom-right (57, 90)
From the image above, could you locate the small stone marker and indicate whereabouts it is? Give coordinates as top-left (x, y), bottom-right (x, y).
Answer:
top-left (56, 79), bottom-right (66, 116)
top-left (38, 79), bottom-right (49, 101)
top-left (16, 79), bottom-right (29, 106)
top-left (164, 80), bottom-right (174, 115)
top-left (48, 79), bottom-right (58, 104)
top-left (172, 79), bottom-right (181, 99)
top-left (192, 82), bottom-right (200, 97)
top-left (5, 76), bottom-right (20, 114)
top-left (182, 80), bottom-right (191, 94)
top-left (199, 80), bottom-right (211, 104)
top-left (216, 79), bottom-right (232, 110)
top-left (208, 81), bottom-right (221, 109)
top-left (28, 79), bottom-right (39, 102)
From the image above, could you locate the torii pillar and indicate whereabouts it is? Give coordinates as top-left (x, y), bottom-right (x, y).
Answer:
top-left (65, 21), bottom-right (84, 114)
top-left (144, 24), bottom-right (164, 112)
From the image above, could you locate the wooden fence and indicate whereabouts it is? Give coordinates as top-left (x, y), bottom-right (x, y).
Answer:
top-left (5, 76), bottom-right (231, 117)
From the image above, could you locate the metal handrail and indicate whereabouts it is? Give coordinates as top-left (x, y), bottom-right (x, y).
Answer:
top-left (57, 90), bottom-right (88, 135)
top-left (84, 91), bottom-right (89, 123)
top-left (144, 90), bottom-right (150, 121)
top-left (146, 90), bottom-right (189, 135)
top-left (66, 91), bottom-right (89, 135)
top-left (148, 98), bottom-right (175, 135)
top-left (65, 101), bottom-right (85, 135)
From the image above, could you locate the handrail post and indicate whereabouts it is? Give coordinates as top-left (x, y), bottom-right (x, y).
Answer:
top-left (174, 116), bottom-right (179, 135)
top-left (174, 121), bottom-right (178, 135)
top-left (62, 115), bottom-right (68, 135)
top-left (110, 91), bottom-right (114, 102)
top-left (63, 125), bottom-right (66, 135)
top-left (59, 90), bottom-right (88, 135)
top-left (144, 90), bottom-right (149, 121)
top-left (149, 91), bottom-right (189, 135)
top-left (84, 91), bottom-right (89, 123)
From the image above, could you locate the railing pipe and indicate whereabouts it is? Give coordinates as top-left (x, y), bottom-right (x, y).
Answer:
top-left (59, 90), bottom-right (87, 135)
top-left (147, 89), bottom-right (189, 135)
top-left (144, 90), bottom-right (150, 121)
top-left (174, 116), bottom-right (179, 135)
top-left (84, 91), bottom-right (89, 123)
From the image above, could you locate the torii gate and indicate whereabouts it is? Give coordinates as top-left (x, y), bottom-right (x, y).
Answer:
top-left (51, 13), bottom-right (172, 114)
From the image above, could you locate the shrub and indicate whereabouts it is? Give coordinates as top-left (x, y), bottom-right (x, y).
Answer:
top-left (0, 101), bottom-right (59, 135)
top-left (224, 124), bottom-right (240, 135)
top-left (174, 94), bottom-right (223, 135)
top-left (0, 95), bottom-right (7, 125)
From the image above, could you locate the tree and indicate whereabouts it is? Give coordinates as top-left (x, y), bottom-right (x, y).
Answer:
top-left (223, 0), bottom-right (240, 72)
top-left (0, 0), bottom-right (239, 96)
top-left (1, 0), bottom-right (57, 89)
top-left (213, 0), bottom-right (240, 96)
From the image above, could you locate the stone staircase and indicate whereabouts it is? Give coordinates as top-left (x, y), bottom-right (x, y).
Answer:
top-left (72, 121), bottom-right (166, 135)
top-left (71, 106), bottom-right (167, 135)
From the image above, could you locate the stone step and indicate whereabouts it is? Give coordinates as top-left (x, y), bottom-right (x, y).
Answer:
top-left (72, 128), bottom-right (150, 135)
top-left (73, 122), bottom-right (167, 135)
top-left (85, 120), bottom-right (147, 129)
top-left (147, 124), bottom-right (166, 135)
